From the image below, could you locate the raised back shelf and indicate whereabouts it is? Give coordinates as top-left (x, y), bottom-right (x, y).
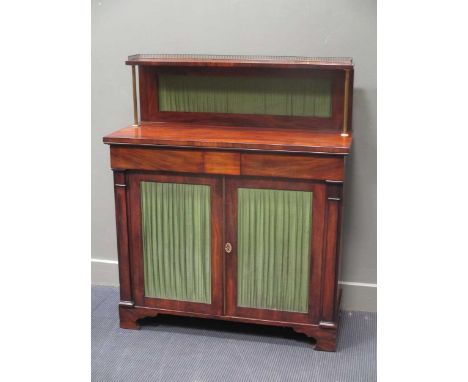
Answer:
top-left (126, 54), bottom-right (353, 69)
top-left (127, 54), bottom-right (354, 133)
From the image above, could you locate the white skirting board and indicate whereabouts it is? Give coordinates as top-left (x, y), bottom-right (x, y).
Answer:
top-left (91, 259), bottom-right (377, 312)
top-left (338, 281), bottom-right (376, 312)
top-left (91, 259), bottom-right (119, 287)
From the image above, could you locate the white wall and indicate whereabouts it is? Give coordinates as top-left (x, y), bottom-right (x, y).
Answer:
top-left (91, 0), bottom-right (376, 311)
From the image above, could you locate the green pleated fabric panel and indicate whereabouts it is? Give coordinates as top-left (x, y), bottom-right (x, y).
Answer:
top-left (141, 182), bottom-right (211, 303)
top-left (237, 188), bottom-right (312, 313)
top-left (158, 74), bottom-right (332, 117)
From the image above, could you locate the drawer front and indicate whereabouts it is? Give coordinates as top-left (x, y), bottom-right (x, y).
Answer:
top-left (110, 146), bottom-right (240, 175)
top-left (203, 151), bottom-right (240, 175)
top-left (241, 153), bottom-right (344, 181)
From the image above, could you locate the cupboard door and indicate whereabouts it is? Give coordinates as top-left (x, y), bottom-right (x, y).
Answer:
top-left (128, 173), bottom-right (223, 315)
top-left (225, 178), bottom-right (326, 324)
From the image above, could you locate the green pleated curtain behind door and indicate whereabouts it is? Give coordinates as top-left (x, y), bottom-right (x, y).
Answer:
top-left (141, 182), bottom-right (211, 304)
top-left (237, 188), bottom-right (312, 313)
top-left (140, 182), bottom-right (311, 311)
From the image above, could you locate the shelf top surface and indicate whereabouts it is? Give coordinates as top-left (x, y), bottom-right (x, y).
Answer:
top-left (103, 122), bottom-right (352, 155)
top-left (126, 54), bottom-right (354, 70)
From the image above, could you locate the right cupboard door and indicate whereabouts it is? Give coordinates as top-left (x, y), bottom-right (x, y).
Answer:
top-left (225, 178), bottom-right (326, 324)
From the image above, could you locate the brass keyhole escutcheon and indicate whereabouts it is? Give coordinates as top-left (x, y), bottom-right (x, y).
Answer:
top-left (225, 242), bottom-right (232, 254)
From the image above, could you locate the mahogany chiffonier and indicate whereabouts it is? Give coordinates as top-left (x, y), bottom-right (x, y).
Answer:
top-left (103, 54), bottom-right (353, 352)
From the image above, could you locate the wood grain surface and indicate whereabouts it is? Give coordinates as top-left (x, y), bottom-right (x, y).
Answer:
top-left (104, 123), bottom-right (352, 155)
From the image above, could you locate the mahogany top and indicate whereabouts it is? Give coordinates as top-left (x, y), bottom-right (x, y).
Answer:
top-left (103, 122), bottom-right (352, 155)
top-left (126, 54), bottom-right (353, 70)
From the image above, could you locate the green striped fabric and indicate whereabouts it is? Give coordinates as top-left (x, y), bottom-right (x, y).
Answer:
top-left (158, 74), bottom-right (332, 117)
top-left (141, 182), bottom-right (211, 303)
top-left (237, 188), bottom-right (312, 313)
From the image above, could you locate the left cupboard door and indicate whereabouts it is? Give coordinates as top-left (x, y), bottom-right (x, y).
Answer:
top-left (128, 173), bottom-right (223, 316)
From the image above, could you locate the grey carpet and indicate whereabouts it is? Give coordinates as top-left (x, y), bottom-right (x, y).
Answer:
top-left (92, 286), bottom-right (376, 382)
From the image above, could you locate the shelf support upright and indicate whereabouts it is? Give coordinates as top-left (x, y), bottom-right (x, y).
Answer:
top-left (131, 65), bottom-right (140, 127)
top-left (341, 69), bottom-right (350, 137)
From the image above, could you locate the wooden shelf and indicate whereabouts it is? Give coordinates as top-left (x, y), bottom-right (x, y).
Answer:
top-left (103, 122), bottom-right (352, 155)
top-left (126, 54), bottom-right (353, 70)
